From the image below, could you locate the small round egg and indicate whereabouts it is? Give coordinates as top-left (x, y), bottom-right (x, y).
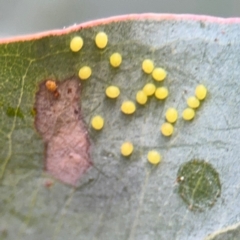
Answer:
top-left (155, 87), bottom-right (169, 100)
top-left (147, 150), bottom-right (161, 165)
top-left (110, 53), bottom-right (122, 67)
top-left (143, 83), bottom-right (156, 96)
top-left (91, 115), bottom-right (104, 130)
top-left (187, 96), bottom-right (200, 109)
top-left (182, 108), bottom-right (195, 121)
top-left (161, 122), bottom-right (174, 136)
top-left (165, 108), bottom-right (178, 123)
top-left (95, 32), bottom-right (108, 49)
top-left (121, 142), bottom-right (134, 156)
top-left (106, 86), bottom-right (120, 99)
top-left (142, 59), bottom-right (154, 74)
top-left (121, 101), bottom-right (136, 114)
top-left (70, 36), bottom-right (83, 52)
top-left (152, 67), bottom-right (167, 81)
top-left (195, 84), bottom-right (207, 100)
top-left (78, 66), bottom-right (92, 80)
top-left (136, 90), bottom-right (148, 105)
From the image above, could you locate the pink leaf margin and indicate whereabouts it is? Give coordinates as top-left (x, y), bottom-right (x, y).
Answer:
top-left (1, 13), bottom-right (240, 44)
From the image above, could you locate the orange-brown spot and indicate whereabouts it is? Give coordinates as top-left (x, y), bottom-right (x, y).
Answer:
top-left (44, 179), bottom-right (54, 188)
top-left (54, 91), bottom-right (60, 98)
top-left (45, 80), bottom-right (57, 92)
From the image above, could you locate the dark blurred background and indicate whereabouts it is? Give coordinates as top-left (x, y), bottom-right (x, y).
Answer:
top-left (0, 0), bottom-right (240, 37)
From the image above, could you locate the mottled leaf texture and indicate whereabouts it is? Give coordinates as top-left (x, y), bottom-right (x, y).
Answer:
top-left (0, 14), bottom-right (240, 240)
top-left (34, 78), bottom-right (91, 186)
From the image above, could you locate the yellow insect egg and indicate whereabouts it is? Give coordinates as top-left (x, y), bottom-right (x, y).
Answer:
top-left (136, 90), bottom-right (148, 105)
top-left (95, 31), bottom-right (108, 49)
top-left (91, 115), bottom-right (104, 130)
top-left (78, 66), bottom-right (92, 80)
top-left (143, 83), bottom-right (156, 96)
top-left (142, 59), bottom-right (154, 74)
top-left (110, 52), bottom-right (122, 68)
top-left (70, 36), bottom-right (83, 52)
top-left (161, 122), bottom-right (174, 136)
top-left (155, 87), bottom-right (169, 100)
top-left (106, 86), bottom-right (120, 99)
top-left (45, 80), bottom-right (57, 92)
top-left (195, 84), bottom-right (207, 100)
top-left (182, 108), bottom-right (195, 121)
top-left (152, 67), bottom-right (167, 81)
top-left (121, 101), bottom-right (136, 114)
top-left (121, 142), bottom-right (134, 157)
top-left (187, 96), bottom-right (200, 109)
top-left (165, 108), bottom-right (178, 123)
top-left (147, 150), bottom-right (161, 165)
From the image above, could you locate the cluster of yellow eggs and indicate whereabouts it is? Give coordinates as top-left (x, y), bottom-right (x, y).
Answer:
top-left (183, 85), bottom-right (207, 120)
top-left (69, 32), bottom-right (208, 166)
top-left (160, 84), bottom-right (207, 137)
top-left (139, 59), bottom-right (168, 104)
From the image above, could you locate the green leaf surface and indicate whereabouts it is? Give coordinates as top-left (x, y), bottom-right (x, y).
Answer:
top-left (0, 14), bottom-right (240, 240)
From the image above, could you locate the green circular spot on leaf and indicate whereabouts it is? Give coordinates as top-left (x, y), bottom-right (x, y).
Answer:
top-left (177, 159), bottom-right (221, 211)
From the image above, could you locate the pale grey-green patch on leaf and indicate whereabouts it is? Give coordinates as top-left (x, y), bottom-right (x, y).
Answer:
top-left (1, 17), bottom-right (240, 240)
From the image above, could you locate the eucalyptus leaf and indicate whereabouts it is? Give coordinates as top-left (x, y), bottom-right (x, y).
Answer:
top-left (0, 14), bottom-right (240, 240)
